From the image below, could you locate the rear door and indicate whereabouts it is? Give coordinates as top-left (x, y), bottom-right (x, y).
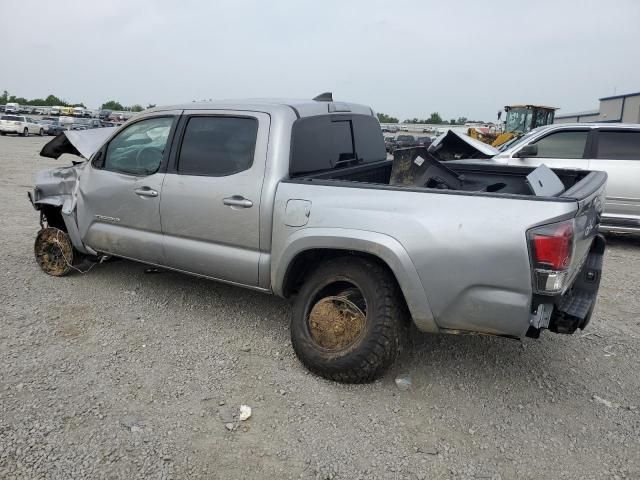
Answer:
top-left (589, 128), bottom-right (640, 226)
top-left (507, 128), bottom-right (592, 169)
top-left (159, 110), bottom-right (270, 286)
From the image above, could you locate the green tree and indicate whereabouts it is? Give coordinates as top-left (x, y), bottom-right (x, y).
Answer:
top-left (377, 112), bottom-right (399, 123)
top-left (1, 90), bottom-right (8, 104)
top-left (456, 117), bottom-right (468, 125)
top-left (130, 104), bottom-right (144, 112)
top-left (428, 112), bottom-right (443, 124)
top-left (101, 100), bottom-right (124, 110)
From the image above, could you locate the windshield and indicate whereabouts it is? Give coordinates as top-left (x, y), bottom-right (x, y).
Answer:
top-left (504, 108), bottom-right (532, 134)
top-left (1, 115), bottom-right (22, 121)
top-left (497, 128), bottom-right (540, 152)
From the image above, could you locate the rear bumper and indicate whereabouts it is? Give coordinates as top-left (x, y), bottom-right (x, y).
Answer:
top-left (528, 234), bottom-right (605, 337)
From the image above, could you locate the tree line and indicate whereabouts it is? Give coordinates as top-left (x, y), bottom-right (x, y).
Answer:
top-left (377, 112), bottom-right (485, 125)
top-left (1, 90), bottom-right (155, 112)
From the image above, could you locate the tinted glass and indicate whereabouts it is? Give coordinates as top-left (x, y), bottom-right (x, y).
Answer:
top-left (597, 131), bottom-right (640, 160)
top-left (330, 121), bottom-right (355, 164)
top-left (178, 116), bottom-right (258, 176)
top-left (1, 115), bottom-right (21, 121)
top-left (532, 130), bottom-right (588, 158)
top-left (104, 116), bottom-right (173, 175)
top-left (290, 114), bottom-right (386, 175)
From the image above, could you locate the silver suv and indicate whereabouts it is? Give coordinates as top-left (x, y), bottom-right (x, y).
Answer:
top-left (493, 123), bottom-right (640, 233)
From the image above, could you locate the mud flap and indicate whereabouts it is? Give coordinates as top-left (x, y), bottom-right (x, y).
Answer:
top-left (549, 234), bottom-right (605, 334)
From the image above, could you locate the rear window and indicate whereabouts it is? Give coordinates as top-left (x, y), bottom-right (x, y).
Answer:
top-left (290, 114), bottom-right (386, 175)
top-left (596, 131), bottom-right (640, 160)
top-left (1, 115), bottom-right (22, 121)
top-left (178, 116), bottom-right (258, 176)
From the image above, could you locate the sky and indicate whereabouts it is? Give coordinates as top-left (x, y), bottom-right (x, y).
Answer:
top-left (1, 0), bottom-right (640, 121)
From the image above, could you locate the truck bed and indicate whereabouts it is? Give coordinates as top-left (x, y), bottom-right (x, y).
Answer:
top-left (295, 157), bottom-right (600, 201)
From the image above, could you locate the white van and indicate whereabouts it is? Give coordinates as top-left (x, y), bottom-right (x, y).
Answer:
top-left (73, 106), bottom-right (85, 117)
top-left (50, 106), bottom-right (62, 116)
top-left (5, 103), bottom-right (20, 114)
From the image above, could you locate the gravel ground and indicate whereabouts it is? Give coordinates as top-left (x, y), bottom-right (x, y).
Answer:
top-left (1, 135), bottom-right (639, 480)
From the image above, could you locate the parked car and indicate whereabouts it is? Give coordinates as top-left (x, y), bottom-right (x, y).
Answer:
top-left (5, 103), bottom-right (20, 114)
top-left (30, 97), bottom-right (606, 382)
top-left (395, 134), bottom-right (417, 149)
top-left (399, 125), bottom-right (409, 132)
top-left (416, 136), bottom-right (433, 148)
top-left (99, 109), bottom-right (112, 120)
top-left (384, 136), bottom-right (398, 153)
top-left (0, 115), bottom-right (45, 136)
top-left (483, 123), bottom-right (640, 233)
top-left (37, 119), bottom-right (67, 136)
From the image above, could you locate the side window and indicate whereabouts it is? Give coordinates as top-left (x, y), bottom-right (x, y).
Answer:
top-left (104, 116), bottom-right (173, 175)
top-left (531, 130), bottom-right (588, 158)
top-left (177, 116), bottom-right (258, 176)
top-left (596, 131), bottom-right (640, 160)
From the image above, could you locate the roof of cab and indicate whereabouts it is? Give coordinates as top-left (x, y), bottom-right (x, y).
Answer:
top-left (144, 98), bottom-right (375, 119)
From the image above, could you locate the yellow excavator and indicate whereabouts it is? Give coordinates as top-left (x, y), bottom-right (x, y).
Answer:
top-left (468, 105), bottom-right (557, 148)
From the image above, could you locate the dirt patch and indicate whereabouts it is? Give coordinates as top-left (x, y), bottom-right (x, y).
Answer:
top-left (308, 293), bottom-right (366, 350)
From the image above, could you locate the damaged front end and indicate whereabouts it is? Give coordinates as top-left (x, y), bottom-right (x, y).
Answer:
top-left (428, 129), bottom-right (499, 161)
top-left (28, 129), bottom-right (116, 268)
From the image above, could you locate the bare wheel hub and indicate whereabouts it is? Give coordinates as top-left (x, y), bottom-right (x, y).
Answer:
top-left (308, 288), bottom-right (367, 351)
top-left (34, 227), bottom-right (73, 276)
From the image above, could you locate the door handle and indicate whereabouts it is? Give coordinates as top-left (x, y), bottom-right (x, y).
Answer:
top-left (223, 195), bottom-right (253, 208)
top-left (134, 187), bottom-right (159, 197)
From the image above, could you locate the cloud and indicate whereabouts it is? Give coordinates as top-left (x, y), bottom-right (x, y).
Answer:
top-left (1, 0), bottom-right (639, 119)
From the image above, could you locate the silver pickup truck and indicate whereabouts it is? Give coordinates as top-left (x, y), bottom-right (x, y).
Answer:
top-left (29, 95), bottom-right (607, 383)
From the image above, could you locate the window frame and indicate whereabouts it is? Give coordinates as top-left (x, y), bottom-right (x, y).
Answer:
top-left (592, 128), bottom-right (640, 160)
top-left (93, 115), bottom-right (177, 176)
top-left (168, 114), bottom-right (260, 177)
top-left (518, 128), bottom-right (593, 159)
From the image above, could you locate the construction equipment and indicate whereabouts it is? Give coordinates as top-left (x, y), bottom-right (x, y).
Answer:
top-left (468, 105), bottom-right (557, 148)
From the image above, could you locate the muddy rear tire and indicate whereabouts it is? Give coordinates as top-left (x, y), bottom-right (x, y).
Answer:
top-left (291, 256), bottom-right (405, 383)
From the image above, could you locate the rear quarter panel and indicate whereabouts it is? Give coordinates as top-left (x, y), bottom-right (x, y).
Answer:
top-left (272, 182), bottom-right (578, 337)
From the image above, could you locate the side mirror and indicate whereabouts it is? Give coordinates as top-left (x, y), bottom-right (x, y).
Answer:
top-left (515, 144), bottom-right (538, 158)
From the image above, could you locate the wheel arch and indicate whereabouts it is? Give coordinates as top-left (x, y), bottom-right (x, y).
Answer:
top-left (273, 229), bottom-right (438, 333)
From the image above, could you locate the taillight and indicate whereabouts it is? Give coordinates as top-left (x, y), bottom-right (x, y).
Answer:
top-left (528, 219), bottom-right (575, 295)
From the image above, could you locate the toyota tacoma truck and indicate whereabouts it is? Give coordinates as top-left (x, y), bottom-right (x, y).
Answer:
top-left (29, 94), bottom-right (606, 383)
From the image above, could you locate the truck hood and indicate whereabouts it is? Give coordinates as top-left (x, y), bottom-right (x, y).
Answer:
top-left (428, 129), bottom-right (500, 161)
top-left (40, 127), bottom-right (117, 160)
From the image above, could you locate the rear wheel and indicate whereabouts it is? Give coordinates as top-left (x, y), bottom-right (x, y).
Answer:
top-left (22, 128), bottom-right (28, 137)
top-left (291, 256), bottom-right (406, 383)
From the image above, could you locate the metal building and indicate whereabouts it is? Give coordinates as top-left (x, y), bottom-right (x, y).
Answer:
top-left (555, 91), bottom-right (640, 124)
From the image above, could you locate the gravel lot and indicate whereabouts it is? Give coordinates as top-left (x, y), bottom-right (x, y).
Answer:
top-left (1, 135), bottom-right (639, 480)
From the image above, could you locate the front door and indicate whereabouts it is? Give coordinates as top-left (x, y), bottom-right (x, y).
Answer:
top-left (507, 129), bottom-right (591, 169)
top-left (589, 128), bottom-right (640, 226)
top-left (160, 110), bottom-right (270, 286)
top-left (76, 114), bottom-right (178, 264)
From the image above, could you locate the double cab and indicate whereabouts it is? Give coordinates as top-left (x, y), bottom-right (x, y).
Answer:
top-left (30, 96), bottom-right (607, 382)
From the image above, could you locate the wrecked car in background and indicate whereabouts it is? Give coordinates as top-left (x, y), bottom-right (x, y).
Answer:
top-left (29, 95), bottom-right (606, 383)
